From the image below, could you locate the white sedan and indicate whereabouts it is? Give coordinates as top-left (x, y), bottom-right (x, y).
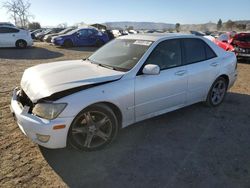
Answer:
top-left (10, 33), bottom-right (237, 151)
top-left (0, 26), bottom-right (33, 48)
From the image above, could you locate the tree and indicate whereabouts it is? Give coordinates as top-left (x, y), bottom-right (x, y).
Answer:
top-left (217, 19), bottom-right (222, 30)
top-left (28, 22), bottom-right (41, 30)
top-left (225, 20), bottom-right (235, 31)
top-left (2, 0), bottom-right (33, 28)
top-left (175, 23), bottom-right (180, 32)
top-left (235, 23), bottom-right (246, 31)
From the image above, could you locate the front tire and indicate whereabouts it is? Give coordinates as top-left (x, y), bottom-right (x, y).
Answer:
top-left (206, 77), bottom-right (228, 107)
top-left (68, 104), bottom-right (119, 151)
top-left (63, 40), bottom-right (73, 48)
top-left (16, 40), bottom-right (27, 49)
top-left (95, 39), bottom-right (104, 47)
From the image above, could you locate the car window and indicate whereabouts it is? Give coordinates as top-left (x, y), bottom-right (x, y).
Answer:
top-left (77, 29), bottom-right (89, 37)
top-left (0, 27), bottom-right (19, 33)
top-left (183, 38), bottom-right (207, 64)
top-left (145, 39), bottom-right (182, 70)
top-left (236, 35), bottom-right (250, 42)
top-left (88, 29), bottom-right (97, 35)
top-left (245, 36), bottom-right (250, 42)
top-left (205, 44), bottom-right (217, 59)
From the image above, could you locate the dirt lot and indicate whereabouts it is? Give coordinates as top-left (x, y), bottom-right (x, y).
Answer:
top-left (0, 42), bottom-right (250, 188)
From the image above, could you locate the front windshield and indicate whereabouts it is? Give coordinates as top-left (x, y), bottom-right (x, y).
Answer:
top-left (88, 39), bottom-right (152, 71)
top-left (67, 28), bottom-right (80, 35)
top-left (59, 28), bottom-right (74, 34)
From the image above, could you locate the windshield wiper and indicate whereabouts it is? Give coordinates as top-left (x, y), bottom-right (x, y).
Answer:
top-left (83, 58), bottom-right (128, 72)
top-left (98, 63), bottom-right (128, 72)
top-left (97, 63), bottom-right (115, 70)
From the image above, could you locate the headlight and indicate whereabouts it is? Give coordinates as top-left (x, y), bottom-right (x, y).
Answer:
top-left (32, 103), bottom-right (67, 120)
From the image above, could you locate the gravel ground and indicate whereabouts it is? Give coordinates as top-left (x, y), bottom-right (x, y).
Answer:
top-left (0, 42), bottom-right (250, 188)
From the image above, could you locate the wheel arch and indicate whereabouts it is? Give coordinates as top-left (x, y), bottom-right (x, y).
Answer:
top-left (15, 39), bottom-right (27, 46)
top-left (69, 101), bottom-right (123, 129)
top-left (218, 74), bottom-right (229, 89)
top-left (63, 38), bottom-right (74, 46)
top-left (87, 101), bottom-right (123, 128)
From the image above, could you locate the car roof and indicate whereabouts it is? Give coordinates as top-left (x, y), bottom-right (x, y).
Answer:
top-left (0, 25), bottom-right (18, 29)
top-left (119, 33), bottom-right (194, 41)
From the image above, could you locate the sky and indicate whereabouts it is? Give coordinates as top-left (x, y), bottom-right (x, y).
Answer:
top-left (0, 0), bottom-right (250, 26)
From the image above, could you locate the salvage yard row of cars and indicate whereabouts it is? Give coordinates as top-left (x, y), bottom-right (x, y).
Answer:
top-left (0, 22), bottom-right (250, 59)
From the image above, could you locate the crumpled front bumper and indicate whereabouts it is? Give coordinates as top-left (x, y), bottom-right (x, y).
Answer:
top-left (10, 88), bottom-right (73, 149)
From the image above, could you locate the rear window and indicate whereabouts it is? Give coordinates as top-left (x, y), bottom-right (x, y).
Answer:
top-left (205, 44), bottom-right (217, 59)
top-left (183, 38), bottom-right (216, 65)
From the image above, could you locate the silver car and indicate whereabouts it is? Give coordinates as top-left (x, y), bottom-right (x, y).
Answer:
top-left (10, 33), bottom-right (237, 151)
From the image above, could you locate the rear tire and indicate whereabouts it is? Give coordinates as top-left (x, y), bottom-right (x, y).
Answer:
top-left (95, 39), bottom-right (104, 47)
top-left (63, 40), bottom-right (73, 48)
top-left (206, 77), bottom-right (228, 107)
top-left (68, 104), bottom-right (119, 151)
top-left (16, 40), bottom-right (27, 49)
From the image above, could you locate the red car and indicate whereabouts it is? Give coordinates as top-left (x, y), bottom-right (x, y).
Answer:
top-left (217, 32), bottom-right (250, 59)
top-left (232, 33), bottom-right (250, 58)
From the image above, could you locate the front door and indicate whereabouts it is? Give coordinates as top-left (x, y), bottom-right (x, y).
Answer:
top-left (135, 39), bottom-right (188, 121)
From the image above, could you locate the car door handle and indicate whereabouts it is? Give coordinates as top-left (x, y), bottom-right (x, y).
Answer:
top-left (175, 70), bottom-right (187, 76)
top-left (210, 62), bottom-right (219, 67)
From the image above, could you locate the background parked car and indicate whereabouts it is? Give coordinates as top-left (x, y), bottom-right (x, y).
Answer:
top-left (30, 29), bottom-right (45, 39)
top-left (0, 26), bottom-right (33, 48)
top-left (0, 22), bottom-right (16, 27)
top-left (43, 27), bottom-right (76, 43)
top-left (232, 33), bottom-right (250, 59)
top-left (111, 30), bottom-right (121, 37)
top-left (35, 28), bottom-right (64, 41)
top-left (105, 30), bottom-right (115, 40)
top-left (190, 30), bottom-right (206, 36)
top-left (52, 28), bottom-right (109, 47)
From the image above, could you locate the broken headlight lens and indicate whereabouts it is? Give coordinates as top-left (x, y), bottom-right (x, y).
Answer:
top-left (32, 103), bottom-right (67, 120)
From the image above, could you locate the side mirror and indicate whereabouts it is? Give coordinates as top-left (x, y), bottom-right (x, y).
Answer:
top-left (142, 64), bottom-right (160, 75)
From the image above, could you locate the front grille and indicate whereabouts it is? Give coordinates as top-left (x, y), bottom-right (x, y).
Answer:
top-left (18, 89), bottom-right (34, 111)
top-left (245, 48), bottom-right (250, 53)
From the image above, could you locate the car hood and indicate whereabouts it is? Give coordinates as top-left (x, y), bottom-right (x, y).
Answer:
top-left (21, 60), bottom-right (125, 102)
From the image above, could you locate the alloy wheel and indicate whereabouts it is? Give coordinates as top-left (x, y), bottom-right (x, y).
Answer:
top-left (211, 79), bottom-right (227, 105)
top-left (71, 111), bottom-right (113, 149)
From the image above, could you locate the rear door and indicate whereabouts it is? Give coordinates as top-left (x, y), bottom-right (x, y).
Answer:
top-left (0, 27), bottom-right (19, 47)
top-left (75, 29), bottom-right (97, 46)
top-left (135, 39), bottom-right (188, 121)
top-left (182, 38), bottom-right (219, 105)
top-left (87, 29), bottom-right (98, 45)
